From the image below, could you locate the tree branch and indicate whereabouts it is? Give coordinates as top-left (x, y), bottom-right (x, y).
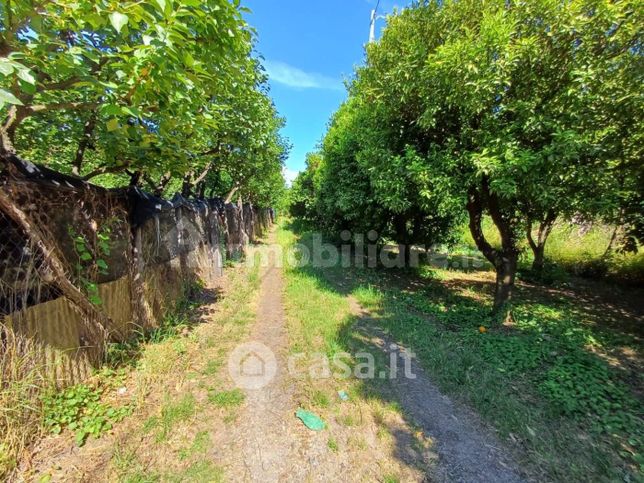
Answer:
top-left (28, 101), bottom-right (99, 114)
top-left (72, 112), bottom-right (97, 176)
top-left (82, 163), bottom-right (130, 181)
top-left (466, 186), bottom-right (498, 266)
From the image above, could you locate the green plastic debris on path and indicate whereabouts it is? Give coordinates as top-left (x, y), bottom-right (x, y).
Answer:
top-left (338, 390), bottom-right (349, 401)
top-left (296, 409), bottom-right (326, 431)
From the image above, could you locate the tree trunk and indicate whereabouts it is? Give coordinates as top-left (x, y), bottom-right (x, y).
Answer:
top-left (129, 170), bottom-right (142, 187)
top-left (197, 182), bottom-right (206, 199)
top-left (72, 112), bottom-right (97, 176)
top-left (181, 172), bottom-right (193, 197)
top-left (603, 222), bottom-right (622, 259)
top-left (526, 211), bottom-right (556, 272)
top-left (531, 244), bottom-right (545, 272)
top-left (466, 182), bottom-right (519, 315)
top-left (0, 128), bottom-right (15, 154)
top-left (493, 253), bottom-right (518, 313)
top-left (149, 172), bottom-right (171, 197)
top-left (602, 208), bottom-right (624, 260)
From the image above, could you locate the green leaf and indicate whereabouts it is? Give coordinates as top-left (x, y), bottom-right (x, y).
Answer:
top-left (17, 68), bottom-right (36, 85)
top-left (101, 104), bottom-right (122, 116)
top-left (0, 60), bottom-right (15, 76)
top-left (109, 12), bottom-right (129, 33)
top-left (106, 118), bottom-right (120, 131)
top-left (0, 89), bottom-right (23, 105)
top-left (89, 294), bottom-right (103, 306)
top-left (20, 74), bottom-right (38, 92)
top-left (155, 0), bottom-right (166, 13)
top-left (122, 106), bottom-right (141, 118)
top-left (75, 430), bottom-right (88, 446)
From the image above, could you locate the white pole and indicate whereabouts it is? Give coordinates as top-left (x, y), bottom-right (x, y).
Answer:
top-left (369, 9), bottom-right (376, 43)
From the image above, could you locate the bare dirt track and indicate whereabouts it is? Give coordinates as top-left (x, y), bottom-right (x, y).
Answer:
top-left (347, 297), bottom-right (524, 483)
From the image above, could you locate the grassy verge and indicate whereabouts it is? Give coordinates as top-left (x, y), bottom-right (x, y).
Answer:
top-left (457, 217), bottom-right (644, 285)
top-left (108, 259), bottom-right (261, 482)
top-left (277, 226), bottom-right (433, 482)
top-left (281, 220), bottom-right (643, 481)
top-left (0, 336), bottom-right (45, 476)
top-left (0, 281), bottom-right (202, 478)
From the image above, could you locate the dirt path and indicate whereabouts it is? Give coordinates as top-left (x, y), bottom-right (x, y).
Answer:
top-left (219, 232), bottom-right (524, 482)
top-left (214, 245), bottom-right (307, 481)
top-left (214, 235), bottom-right (430, 482)
top-left (348, 298), bottom-right (524, 483)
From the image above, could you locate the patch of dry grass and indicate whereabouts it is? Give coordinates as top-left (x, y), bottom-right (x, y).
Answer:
top-left (0, 331), bottom-right (46, 477)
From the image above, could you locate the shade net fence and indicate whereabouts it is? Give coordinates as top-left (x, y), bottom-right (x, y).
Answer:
top-left (0, 154), bottom-right (273, 387)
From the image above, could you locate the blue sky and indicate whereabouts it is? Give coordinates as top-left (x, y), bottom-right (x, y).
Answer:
top-left (244, 0), bottom-right (406, 185)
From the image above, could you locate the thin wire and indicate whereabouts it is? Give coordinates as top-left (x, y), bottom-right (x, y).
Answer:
top-left (375, 0), bottom-right (381, 14)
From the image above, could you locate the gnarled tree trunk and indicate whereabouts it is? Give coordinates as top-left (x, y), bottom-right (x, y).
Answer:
top-left (494, 253), bottom-right (518, 313)
top-left (526, 210), bottom-right (557, 272)
top-left (466, 180), bottom-right (520, 315)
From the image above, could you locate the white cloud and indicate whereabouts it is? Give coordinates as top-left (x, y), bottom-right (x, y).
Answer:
top-left (265, 60), bottom-right (344, 91)
top-left (282, 167), bottom-right (300, 188)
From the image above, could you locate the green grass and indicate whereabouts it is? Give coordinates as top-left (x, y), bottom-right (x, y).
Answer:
top-left (108, 261), bottom-right (262, 480)
top-left (202, 358), bottom-right (222, 376)
top-left (114, 439), bottom-right (223, 483)
top-left (167, 460), bottom-right (224, 483)
top-left (178, 431), bottom-right (211, 461)
top-left (280, 220), bottom-right (643, 481)
top-left (143, 393), bottom-right (197, 442)
top-left (113, 445), bottom-right (161, 483)
top-left (458, 217), bottom-right (644, 284)
top-left (327, 437), bottom-right (339, 452)
top-left (311, 390), bottom-right (331, 408)
top-left (207, 389), bottom-right (245, 408)
top-left (352, 278), bottom-right (642, 480)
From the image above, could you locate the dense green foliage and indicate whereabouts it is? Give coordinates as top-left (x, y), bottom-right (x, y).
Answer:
top-left (42, 374), bottom-right (131, 446)
top-left (293, 0), bottom-right (643, 309)
top-left (0, 0), bottom-right (287, 205)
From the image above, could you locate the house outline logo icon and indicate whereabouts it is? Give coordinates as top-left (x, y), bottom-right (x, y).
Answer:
top-left (228, 341), bottom-right (277, 389)
top-left (240, 351), bottom-right (266, 377)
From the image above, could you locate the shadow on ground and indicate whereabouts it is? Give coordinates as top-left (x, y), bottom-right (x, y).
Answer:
top-left (281, 219), bottom-right (643, 482)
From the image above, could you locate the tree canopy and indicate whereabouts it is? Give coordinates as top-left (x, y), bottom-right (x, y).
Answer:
top-left (0, 0), bottom-right (287, 206)
top-left (293, 0), bottom-right (643, 311)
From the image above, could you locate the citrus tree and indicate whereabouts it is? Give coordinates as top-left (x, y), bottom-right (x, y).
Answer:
top-left (317, 0), bottom-right (642, 312)
top-left (0, 0), bottom-right (287, 205)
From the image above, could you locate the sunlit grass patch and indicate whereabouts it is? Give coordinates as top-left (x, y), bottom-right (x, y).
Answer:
top-left (144, 393), bottom-right (197, 443)
top-left (178, 431), bottom-right (211, 461)
top-left (207, 389), bottom-right (245, 408)
top-left (277, 222), bottom-right (432, 480)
